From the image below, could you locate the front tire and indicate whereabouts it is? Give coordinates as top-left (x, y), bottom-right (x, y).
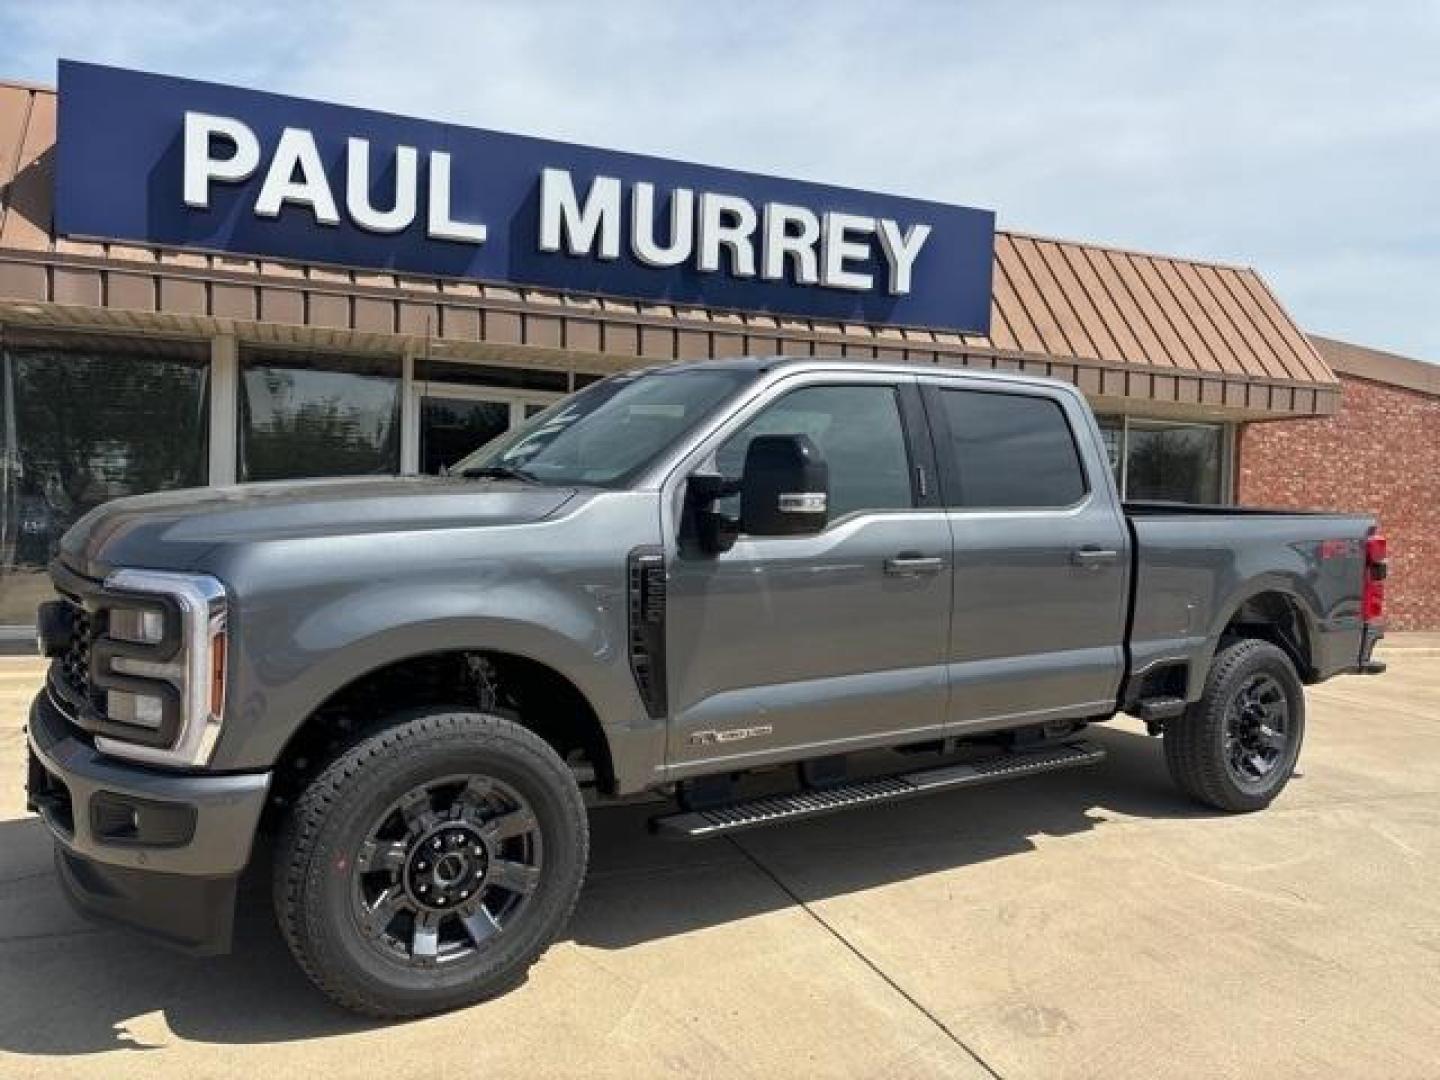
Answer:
top-left (274, 709), bottom-right (588, 1018)
top-left (1164, 639), bottom-right (1306, 812)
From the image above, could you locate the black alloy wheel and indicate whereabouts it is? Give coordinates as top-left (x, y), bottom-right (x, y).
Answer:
top-left (352, 774), bottom-right (543, 967)
top-left (275, 710), bottom-right (589, 1018)
top-left (1163, 638), bottom-right (1306, 812)
top-left (1223, 672), bottom-right (1291, 789)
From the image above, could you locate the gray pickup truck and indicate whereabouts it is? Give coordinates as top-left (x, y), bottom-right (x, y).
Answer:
top-left (26, 357), bottom-right (1387, 1017)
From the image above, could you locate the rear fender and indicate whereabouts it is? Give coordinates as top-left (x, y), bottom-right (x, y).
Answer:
top-left (1193, 574), bottom-right (1323, 695)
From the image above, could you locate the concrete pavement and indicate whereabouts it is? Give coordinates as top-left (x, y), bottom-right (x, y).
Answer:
top-left (1, 644), bottom-right (1436, 1078)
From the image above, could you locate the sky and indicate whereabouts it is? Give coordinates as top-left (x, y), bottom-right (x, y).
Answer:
top-left (2, 1), bottom-right (1436, 361)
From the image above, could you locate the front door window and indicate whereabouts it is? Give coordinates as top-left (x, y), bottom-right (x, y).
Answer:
top-left (714, 383), bottom-right (916, 521)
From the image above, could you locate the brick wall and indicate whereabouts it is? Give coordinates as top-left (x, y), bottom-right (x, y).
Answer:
top-left (1238, 373), bottom-right (1440, 630)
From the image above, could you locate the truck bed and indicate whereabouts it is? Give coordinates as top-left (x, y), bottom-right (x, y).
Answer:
top-left (1124, 503), bottom-right (1376, 698)
top-left (1124, 500), bottom-right (1373, 519)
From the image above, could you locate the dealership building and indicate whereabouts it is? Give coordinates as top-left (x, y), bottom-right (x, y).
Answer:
top-left (2, 63), bottom-right (1436, 641)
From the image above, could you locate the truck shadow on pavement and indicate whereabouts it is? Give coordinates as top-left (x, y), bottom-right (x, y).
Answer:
top-left (0, 723), bottom-right (1216, 1055)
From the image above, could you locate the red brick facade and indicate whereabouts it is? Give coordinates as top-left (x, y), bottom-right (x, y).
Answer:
top-left (1238, 373), bottom-right (1440, 630)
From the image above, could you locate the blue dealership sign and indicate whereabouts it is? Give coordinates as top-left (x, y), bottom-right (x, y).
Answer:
top-left (56, 61), bottom-right (994, 334)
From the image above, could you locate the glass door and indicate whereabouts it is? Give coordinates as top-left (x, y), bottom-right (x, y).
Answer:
top-left (410, 383), bottom-right (558, 475)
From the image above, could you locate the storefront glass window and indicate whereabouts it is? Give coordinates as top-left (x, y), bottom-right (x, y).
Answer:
top-left (419, 396), bottom-right (512, 475)
top-left (1, 335), bottom-right (209, 629)
top-left (1097, 421), bottom-right (1123, 480)
top-left (1094, 416), bottom-right (1226, 504)
top-left (415, 358), bottom-right (569, 394)
top-left (1126, 423), bottom-right (1222, 503)
top-left (239, 350), bottom-right (401, 481)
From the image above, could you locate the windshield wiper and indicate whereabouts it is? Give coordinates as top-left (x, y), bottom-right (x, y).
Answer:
top-left (457, 464), bottom-right (541, 483)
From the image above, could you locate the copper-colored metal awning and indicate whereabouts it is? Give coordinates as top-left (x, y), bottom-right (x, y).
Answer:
top-left (0, 80), bottom-right (1337, 418)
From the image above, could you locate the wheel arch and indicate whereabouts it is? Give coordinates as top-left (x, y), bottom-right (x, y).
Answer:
top-left (263, 646), bottom-right (620, 825)
top-left (1198, 581), bottom-right (1319, 692)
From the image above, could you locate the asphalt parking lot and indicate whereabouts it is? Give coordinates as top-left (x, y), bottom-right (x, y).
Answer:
top-left (1, 642), bottom-right (1437, 1079)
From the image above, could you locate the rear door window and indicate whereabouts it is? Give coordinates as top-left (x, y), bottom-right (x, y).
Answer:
top-left (934, 388), bottom-right (1087, 508)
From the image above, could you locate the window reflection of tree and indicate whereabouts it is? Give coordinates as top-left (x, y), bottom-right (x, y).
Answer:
top-left (2, 347), bottom-right (209, 570)
top-left (240, 364), bottom-right (400, 481)
top-left (1128, 427), bottom-right (1217, 503)
top-left (421, 399), bottom-right (510, 474)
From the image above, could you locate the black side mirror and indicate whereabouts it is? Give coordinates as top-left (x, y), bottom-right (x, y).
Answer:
top-left (741, 434), bottom-right (829, 537)
top-left (685, 473), bottom-right (741, 554)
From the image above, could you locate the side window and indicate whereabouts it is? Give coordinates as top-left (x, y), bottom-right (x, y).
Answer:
top-left (716, 384), bottom-right (914, 520)
top-left (936, 389), bottom-right (1086, 508)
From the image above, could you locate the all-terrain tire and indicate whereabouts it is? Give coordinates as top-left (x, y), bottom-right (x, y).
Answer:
top-left (1163, 638), bottom-right (1306, 813)
top-left (273, 709), bottom-right (588, 1018)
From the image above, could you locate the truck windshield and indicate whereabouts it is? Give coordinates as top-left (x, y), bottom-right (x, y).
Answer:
top-left (450, 368), bottom-right (757, 487)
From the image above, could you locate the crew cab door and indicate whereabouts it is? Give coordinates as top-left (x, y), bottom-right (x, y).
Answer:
top-left (920, 378), bottom-right (1130, 731)
top-left (663, 373), bottom-right (952, 774)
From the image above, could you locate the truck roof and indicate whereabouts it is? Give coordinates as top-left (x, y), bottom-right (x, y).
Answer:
top-left (632, 355), bottom-right (1077, 393)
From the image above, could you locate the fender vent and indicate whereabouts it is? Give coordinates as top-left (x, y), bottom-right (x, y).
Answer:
top-left (627, 548), bottom-right (668, 719)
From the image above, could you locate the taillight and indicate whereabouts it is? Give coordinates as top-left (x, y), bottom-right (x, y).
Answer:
top-left (1363, 530), bottom-right (1388, 624)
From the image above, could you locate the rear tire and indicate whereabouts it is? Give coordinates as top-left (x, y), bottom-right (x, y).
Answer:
top-left (274, 709), bottom-right (588, 1018)
top-left (1164, 639), bottom-right (1305, 812)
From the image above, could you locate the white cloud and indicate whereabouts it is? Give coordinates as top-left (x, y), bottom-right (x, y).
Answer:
top-left (3, 0), bottom-right (1436, 359)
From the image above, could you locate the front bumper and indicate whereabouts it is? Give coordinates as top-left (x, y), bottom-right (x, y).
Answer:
top-left (25, 689), bottom-right (271, 954)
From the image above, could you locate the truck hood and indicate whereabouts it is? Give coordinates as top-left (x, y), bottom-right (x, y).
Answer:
top-left (59, 476), bottom-right (578, 576)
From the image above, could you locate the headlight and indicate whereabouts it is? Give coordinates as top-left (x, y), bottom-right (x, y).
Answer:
top-left (106, 688), bottom-right (168, 729)
top-left (109, 607), bottom-right (167, 645)
top-left (90, 569), bottom-right (228, 768)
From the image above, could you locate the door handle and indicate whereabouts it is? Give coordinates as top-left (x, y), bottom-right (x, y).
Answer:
top-left (884, 554), bottom-right (946, 576)
top-left (1071, 547), bottom-right (1119, 569)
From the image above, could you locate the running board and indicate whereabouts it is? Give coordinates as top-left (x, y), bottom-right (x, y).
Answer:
top-left (651, 740), bottom-right (1106, 840)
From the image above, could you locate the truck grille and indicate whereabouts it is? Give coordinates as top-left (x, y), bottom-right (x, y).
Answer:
top-left (54, 600), bottom-right (102, 708)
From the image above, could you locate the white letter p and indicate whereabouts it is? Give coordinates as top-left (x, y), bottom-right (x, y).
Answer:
top-left (183, 111), bottom-right (260, 209)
